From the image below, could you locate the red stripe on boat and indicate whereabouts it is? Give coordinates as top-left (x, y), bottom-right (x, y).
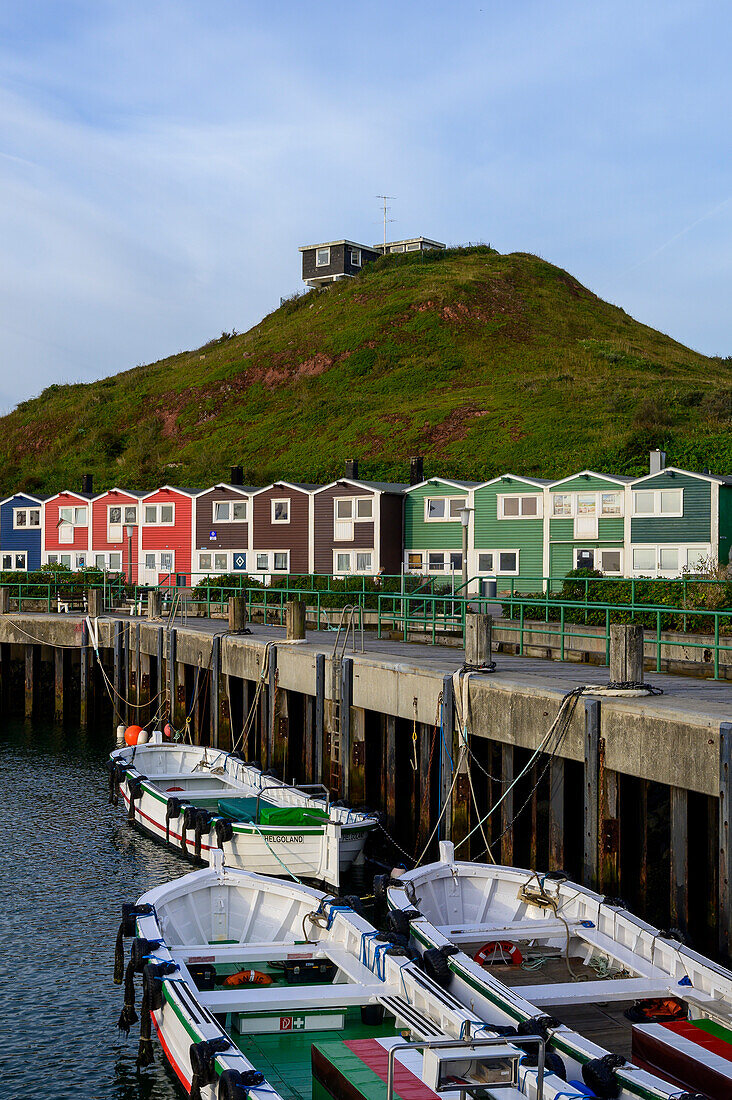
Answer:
top-left (345, 1039), bottom-right (440, 1100)
top-left (152, 1013), bottom-right (192, 1091)
top-left (662, 1020), bottom-right (732, 1064)
top-left (121, 790), bottom-right (213, 851)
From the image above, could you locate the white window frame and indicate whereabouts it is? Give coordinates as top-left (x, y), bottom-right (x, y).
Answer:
top-left (475, 549), bottom-right (520, 575)
top-left (271, 498), bottom-right (290, 524)
top-left (143, 502), bottom-right (176, 525)
top-left (333, 549), bottom-right (374, 574)
top-left (497, 494), bottom-right (542, 519)
top-left (350, 248), bottom-right (361, 267)
top-left (552, 493), bottom-right (573, 516)
top-left (600, 492), bottom-right (622, 516)
top-left (13, 507), bottom-right (40, 529)
top-left (316, 247), bottom-right (330, 267)
top-left (46, 553), bottom-right (72, 568)
top-left (94, 551), bottom-right (122, 571)
top-left (272, 550), bottom-right (289, 572)
top-left (405, 551), bottom-right (425, 572)
top-left (1, 550), bottom-right (27, 571)
top-left (574, 548), bottom-right (625, 574)
top-left (631, 543), bottom-right (709, 577)
top-left (424, 495), bottom-right (466, 521)
top-left (213, 500), bottom-right (248, 523)
top-left (333, 495), bottom-right (373, 540)
top-left (631, 488), bottom-right (684, 518)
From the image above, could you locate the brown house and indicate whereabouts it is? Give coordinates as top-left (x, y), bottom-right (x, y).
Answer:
top-left (312, 475), bottom-right (406, 576)
top-left (193, 482), bottom-right (257, 576)
top-left (251, 482), bottom-right (316, 576)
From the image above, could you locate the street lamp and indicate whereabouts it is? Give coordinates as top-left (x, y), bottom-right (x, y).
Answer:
top-left (125, 524), bottom-right (137, 585)
top-left (459, 506), bottom-right (472, 593)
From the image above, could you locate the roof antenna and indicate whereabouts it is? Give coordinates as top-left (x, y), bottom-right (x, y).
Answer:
top-left (376, 195), bottom-right (396, 250)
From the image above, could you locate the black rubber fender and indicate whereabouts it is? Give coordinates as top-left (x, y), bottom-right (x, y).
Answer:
top-left (581, 1053), bottom-right (626, 1099)
top-left (422, 947), bottom-right (452, 988)
top-left (215, 818), bottom-right (234, 848)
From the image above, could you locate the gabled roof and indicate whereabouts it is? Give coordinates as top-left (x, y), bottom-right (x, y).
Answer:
top-left (476, 474), bottom-right (551, 490)
top-left (549, 469), bottom-right (633, 489)
top-left (45, 489), bottom-right (95, 503)
top-left (141, 485), bottom-right (200, 499)
top-left (314, 478), bottom-right (408, 495)
top-left (251, 481), bottom-right (319, 496)
top-left (92, 487), bottom-right (147, 500)
top-left (195, 483), bottom-right (260, 497)
top-left (631, 466), bottom-right (732, 487)
top-left (404, 477), bottom-right (478, 494)
top-left (0, 491), bottom-right (48, 507)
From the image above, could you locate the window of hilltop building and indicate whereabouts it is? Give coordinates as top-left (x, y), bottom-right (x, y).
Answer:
top-left (272, 499), bottom-right (290, 523)
top-left (406, 242), bottom-right (420, 251)
top-left (316, 247), bottom-right (330, 267)
top-left (390, 244), bottom-right (405, 253)
top-left (425, 496), bottom-right (466, 521)
top-left (13, 508), bottom-right (40, 528)
top-left (499, 495), bottom-right (540, 518)
top-left (350, 248), bottom-right (361, 266)
top-left (214, 500), bottom-right (247, 523)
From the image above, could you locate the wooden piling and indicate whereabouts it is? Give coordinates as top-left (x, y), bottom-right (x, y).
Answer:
top-left (441, 675), bottom-right (454, 841)
top-left (123, 622), bottom-right (130, 724)
top-left (385, 713), bottom-right (397, 831)
top-left (670, 785), bottom-right (689, 932)
top-left (113, 621), bottom-right (124, 728)
top-left (272, 683), bottom-right (289, 778)
top-left (265, 646), bottom-right (277, 772)
top-left (584, 699), bottom-right (601, 890)
top-left (719, 722), bottom-right (732, 958)
top-left (500, 744), bottom-right (514, 866)
top-left (600, 762), bottom-right (620, 895)
top-left (350, 705), bottom-right (367, 808)
top-left (303, 689), bottom-right (315, 783)
top-left (314, 653), bottom-right (325, 784)
top-left (54, 648), bottom-right (64, 723)
top-left (548, 756), bottom-right (565, 870)
top-left (140, 651), bottom-right (151, 726)
top-left (24, 644), bottom-right (36, 719)
top-left (286, 599), bottom-right (306, 640)
top-left (79, 621), bottom-right (89, 728)
top-left (638, 779), bottom-right (649, 912)
top-left (156, 627), bottom-right (165, 717)
top-left (211, 635), bottom-right (221, 748)
top-left (417, 721), bottom-right (432, 856)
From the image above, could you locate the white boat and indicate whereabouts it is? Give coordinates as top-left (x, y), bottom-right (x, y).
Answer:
top-left (108, 739), bottom-right (376, 887)
top-left (384, 841), bottom-right (732, 1100)
top-left (113, 852), bottom-right (593, 1100)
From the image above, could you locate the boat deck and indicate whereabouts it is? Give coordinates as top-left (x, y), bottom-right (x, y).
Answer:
top-left (233, 1008), bottom-right (400, 1100)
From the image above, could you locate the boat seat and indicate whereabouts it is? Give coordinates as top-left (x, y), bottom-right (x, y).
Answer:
top-left (198, 982), bottom-right (386, 1013)
top-left (515, 976), bottom-right (687, 1006)
top-left (434, 919), bottom-right (581, 943)
top-left (217, 796), bottom-right (330, 827)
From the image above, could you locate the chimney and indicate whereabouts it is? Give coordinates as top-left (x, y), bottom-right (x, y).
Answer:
top-left (81, 473), bottom-right (93, 494)
top-left (409, 456), bottom-right (424, 485)
top-left (649, 449), bottom-right (666, 475)
top-left (230, 465), bottom-right (243, 486)
top-left (345, 458), bottom-right (359, 480)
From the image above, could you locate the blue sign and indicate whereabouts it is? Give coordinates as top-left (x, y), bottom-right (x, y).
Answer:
top-left (209, 530), bottom-right (217, 540)
top-left (233, 553), bottom-right (247, 570)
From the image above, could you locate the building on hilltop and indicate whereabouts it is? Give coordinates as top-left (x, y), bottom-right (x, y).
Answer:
top-left (298, 236), bottom-right (445, 287)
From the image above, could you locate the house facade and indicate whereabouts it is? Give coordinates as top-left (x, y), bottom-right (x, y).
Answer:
top-left (194, 483), bottom-right (256, 577)
top-left (43, 491), bottom-right (93, 569)
top-left (312, 478), bottom-right (405, 576)
top-left (251, 482), bottom-right (315, 577)
top-left (472, 475), bottom-right (549, 592)
top-left (299, 240), bottom-right (382, 288)
top-left (403, 478), bottom-right (476, 578)
top-left (90, 488), bottom-right (145, 580)
top-left (140, 487), bottom-right (195, 586)
top-left (547, 472), bottom-right (631, 582)
top-left (0, 493), bottom-right (46, 572)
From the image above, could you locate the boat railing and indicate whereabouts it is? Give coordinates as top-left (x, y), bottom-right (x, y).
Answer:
top-left (255, 782), bottom-right (331, 820)
top-left (385, 1034), bottom-right (546, 1100)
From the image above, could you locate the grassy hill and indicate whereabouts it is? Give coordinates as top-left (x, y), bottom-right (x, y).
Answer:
top-left (4, 246), bottom-right (732, 495)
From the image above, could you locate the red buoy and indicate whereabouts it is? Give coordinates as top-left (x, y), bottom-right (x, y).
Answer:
top-left (163, 723), bottom-right (173, 740)
top-left (124, 724), bottom-right (144, 746)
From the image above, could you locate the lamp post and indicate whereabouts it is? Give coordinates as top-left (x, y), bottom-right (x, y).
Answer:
top-left (125, 524), bottom-right (137, 586)
top-left (459, 506), bottom-right (472, 594)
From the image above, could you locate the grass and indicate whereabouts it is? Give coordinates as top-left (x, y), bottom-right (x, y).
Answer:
top-left (3, 246), bottom-right (732, 494)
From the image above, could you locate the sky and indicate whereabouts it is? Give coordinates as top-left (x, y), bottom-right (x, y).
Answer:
top-left (1, 0), bottom-right (731, 411)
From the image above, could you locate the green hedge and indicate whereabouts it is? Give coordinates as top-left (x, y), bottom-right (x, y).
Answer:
top-left (189, 572), bottom-right (449, 611)
top-left (0, 564), bottom-right (131, 600)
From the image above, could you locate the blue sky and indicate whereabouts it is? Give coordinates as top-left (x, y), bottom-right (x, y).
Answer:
top-left (1, 0), bottom-right (730, 410)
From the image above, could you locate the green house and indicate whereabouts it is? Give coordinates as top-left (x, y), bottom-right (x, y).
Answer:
top-left (403, 477), bottom-right (477, 579)
top-left (629, 467), bottom-right (732, 576)
top-left (472, 475), bottom-right (550, 592)
top-left (548, 470), bottom-right (631, 582)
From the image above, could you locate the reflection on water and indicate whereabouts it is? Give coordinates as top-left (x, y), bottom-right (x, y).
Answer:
top-left (0, 718), bottom-right (188, 1099)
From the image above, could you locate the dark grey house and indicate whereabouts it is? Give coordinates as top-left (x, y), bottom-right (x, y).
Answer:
top-left (299, 236), bottom-right (446, 287)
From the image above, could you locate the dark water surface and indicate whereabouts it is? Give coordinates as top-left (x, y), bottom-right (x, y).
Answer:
top-left (1, 718), bottom-right (188, 1100)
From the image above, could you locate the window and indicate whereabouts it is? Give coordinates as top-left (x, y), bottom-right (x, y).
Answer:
top-left (659, 547), bottom-right (679, 571)
top-left (336, 499), bottom-right (353, 519)
top-left (552, 494), bottom-right (572, 516)
top-left (632, 488), bottom-right (683, 517)
top-left (334, 496), bottom-right (373, 539)
top-left (273, 552), bottom-right (288, 571)
top-left (406, 242), bottom-right (420, 251)
top-left (215, 553), bottom-right (228, 571)
top-left (95, 554), bottom-right (106, 569)
top-left (599, 550), bottom-right (622, 574)
top-left (356, 498), bottom-right (373, 519)
top-left (350, 249), bottom-right (361, 266)
top-left (633, 547), bottom-right (656, 572)
top-left (47, 553), bottom-right (72, 568)
top-left (124, 506), bottom-right (137, 524)
top-left (336, 552), bottom-right (351, 572)
top-left (199, 553), bottom-right (212, 571)
top-left (498, 551), bottom-right (518, 573)
top-left (110, 552), bottom-right (121, 570)
top-left (143, 503), bottom-right (175, 524)
top-left (160, 552), bottom-right (173, 572)
top-left (213, 500), bottom-right (247, 522)
top-left (449, 552), bottom-right (463, 571)
top-left (75, 554), bottom-right (86, 568)
top-left (478, 552), bottom-right (494, 572)
top-left (390, 244), bottom-right (405, 253)
top-left (356, 551), bottom-right (372, 571)
top-left (499, 495), bottom-right (540, 518)
top-left (256, 553), bottom-right (269, 571)
top-left (577, 494), bottom-right (596, 515)
top-left (428, 552), bottom-right (445, 571)
top-left (407, 551), bottom-right (424, 571)
top-left (272, 499), bottom-right (290, 523)
top-left (576, 549), bottom-right (595, 570)
top-left (59, 506), bottom-right (87, 525)
top-left (601, 493), bottom-right (622, 516)
top-left (476, 550), bottom-right (519, 574)
top-left (59, 525), bottom-right (73, 543)
top-left (316, 247), bottom-right (330, 267)
top-left (109, 506), bottom-right (121, 524)
top-left (686, 547), bottom-right (707, 571)
top-left (96, 552), bottom-right (122, 571)
top-left (13, 508), bottom-right (40, 528)
top-left (145, 553), bottom-right (156, 570)
top-left (425, 496), bottom-right (466, 520)
top-left (2, 551), bottom-right (27, 571)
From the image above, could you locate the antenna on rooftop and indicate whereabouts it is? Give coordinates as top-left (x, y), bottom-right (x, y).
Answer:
top-left (376, 195), bottom-right (396, 250)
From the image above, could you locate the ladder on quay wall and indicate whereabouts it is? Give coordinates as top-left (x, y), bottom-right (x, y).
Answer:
top-left (328, 605), bottom-right (363, 795)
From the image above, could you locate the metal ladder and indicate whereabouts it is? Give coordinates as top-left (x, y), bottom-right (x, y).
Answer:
top-left (328, 605), bottom-right (363, 795)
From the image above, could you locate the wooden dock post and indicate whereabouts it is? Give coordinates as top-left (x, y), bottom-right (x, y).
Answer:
top-left (168, 627), bottom-right (177, 726)
top-left (140, 650), bottom-right (151, 725)
top-left (228, 597), bottom-right (248, 633)
top-left (211, 635), bottom-right (221, 748)
top-left (600, 763), bottom-right (620, 896)
top-left (303, 686), bottom-right (315, 783)
top-left (80, 620), bottom-right (89, 728)
top-left (286, 599), bottom-right (306, 641)
top-left (638, 779), bottom-right (649, 911)
top-left (465, 613), bottom-right (492, 665)
top-left (0, 587), bottom-right (9, 614)
top-left (350, 706), bottom-right (367, 808)
top-left (549, 756), bottom-right (565, 870)
top-left (385, 714), bottom-right (397, 831)
top-left (265, 646), bottom-right (277, 772)
top-left (719, 722), bottom-right (732, 958)
top-left (441, 675), bottom-right (454, 841)
top-left (584, 699), bottom-right (601, 890)
top-left (273, 684), bottom-right (289, 778)
top-left (156, 627), bottom-right (165, 715)
top-left (417, 721), bottom-right (432, 856)
top-left (314, 653), bottom-right (325, 784)
top-left (24, 644), bottom-right (36, 719)
top-left (147, 590), bottom-right (162, 620)
top-left (340, 657), bottom-right (353, 801)
top-left (609, 624), bottom-right (645, 683)
top-left (123, 622), bottom-right (130, 724)
top-left (113, 621), bottom-right (124, 728)
top-left (54, 648), bottom-right (64, 723)
top-left (670, 785), bottom-right (689, 933)
top-left (87, 588), bottom-right (103, 618)
top-left (500, 744), bottom-right (514, 866)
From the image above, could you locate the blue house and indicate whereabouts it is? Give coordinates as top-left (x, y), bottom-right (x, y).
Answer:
top-left (0, 493), bottom-right (47, 572)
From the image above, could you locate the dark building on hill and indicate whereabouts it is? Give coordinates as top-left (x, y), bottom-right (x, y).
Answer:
top-left (299, 236), bottom-right (445, 287)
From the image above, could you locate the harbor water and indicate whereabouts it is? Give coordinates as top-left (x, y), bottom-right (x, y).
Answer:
top-left (1, 717), bottom-right (187, 1100)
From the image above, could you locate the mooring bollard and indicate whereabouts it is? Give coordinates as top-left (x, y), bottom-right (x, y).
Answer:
top-left (228, 596), bottom-right (248, 633)
top-left (285, 598), bottom-right (306, 641)
top-left (465, 612), bottom-right (493, 665)
top-left (609, 623), bottom-right (645, 683)
top-left (0, 587), bottom-right (9, 614)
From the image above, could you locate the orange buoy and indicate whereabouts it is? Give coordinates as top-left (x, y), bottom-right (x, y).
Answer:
top-left (223, 969), bottom-right (273, 987)
top-left (124, 724), bottom-right (144, 746)
top-left (163, 723), bottom-right (173, 739)
top-left (474, 941), bottom-right (523, 967)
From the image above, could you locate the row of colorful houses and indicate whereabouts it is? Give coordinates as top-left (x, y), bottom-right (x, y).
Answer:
top-left (1, 453), bottom-right (730, 589)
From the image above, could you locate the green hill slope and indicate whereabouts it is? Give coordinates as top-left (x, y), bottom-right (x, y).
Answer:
top-left (4, 246), bottom-right (732, 494)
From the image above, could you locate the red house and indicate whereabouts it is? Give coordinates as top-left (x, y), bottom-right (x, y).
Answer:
top-left (139, 486), bottom-right (195, 586)
top-left (43, 490), bottom-right (93, 569)
top-left (90, 488), bottom-right (146, 581)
